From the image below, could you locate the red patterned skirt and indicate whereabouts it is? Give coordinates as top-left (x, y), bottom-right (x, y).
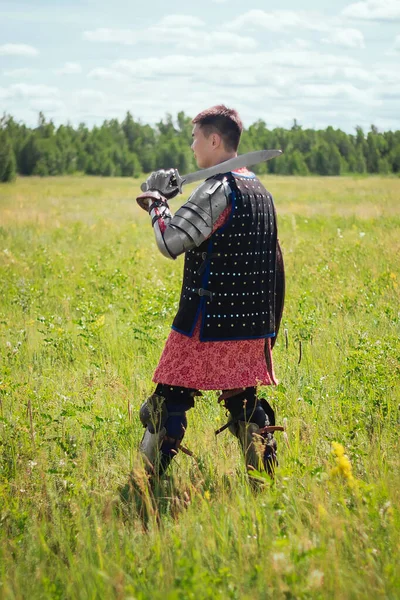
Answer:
top-left (153, 317), bottom-right (277, 390)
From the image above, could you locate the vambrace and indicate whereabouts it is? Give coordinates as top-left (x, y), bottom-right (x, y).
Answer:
top-left (148, 199), bottom-right (176, 259)
top-left (148, 177), bottom-right (230, 259)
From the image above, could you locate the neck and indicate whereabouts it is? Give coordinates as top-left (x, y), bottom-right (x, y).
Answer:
top-left (210, 151), bottom-right (237, 167)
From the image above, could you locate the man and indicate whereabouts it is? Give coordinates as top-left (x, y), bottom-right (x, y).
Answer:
top-left (136, 105), bottom-right (284, 480)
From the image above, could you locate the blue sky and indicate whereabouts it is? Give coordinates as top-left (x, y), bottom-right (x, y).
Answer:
top-left (1, 0), bottom-right (399, 132)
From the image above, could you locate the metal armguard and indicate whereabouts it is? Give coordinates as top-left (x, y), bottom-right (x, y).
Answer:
top-left (149, 177), bottom-right (230, 259)
top-left (149, 201), bottom-right (175, 259)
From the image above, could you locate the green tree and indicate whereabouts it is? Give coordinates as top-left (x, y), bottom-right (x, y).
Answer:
top-left (378, 157), bottom-right (391, 174)
top-left (0, 132), bottom-right (17, 182)
top-left (366, 126), bottom-right (388, 173)
top-left (389, 145), bottom-right (400, 173)
top-left (310, 142), bottom-right (342, 175)
top-left (288, 150), bottom-right (309, 175)
top-left (121, 152), bottom-right (141, 177)
top-left (274, 153), bottom-right (291, 175)
top-left (2, 111), bottom-right (399, 178)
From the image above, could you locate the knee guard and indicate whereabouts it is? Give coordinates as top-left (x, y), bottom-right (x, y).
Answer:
top-left (223, 388), bottom-right (279, 476)
top-left (139, 384), bottom-right (195, 476)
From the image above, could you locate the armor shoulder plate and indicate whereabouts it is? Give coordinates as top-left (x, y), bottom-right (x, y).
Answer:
top-left (169, 177), bottom-right (230, 247)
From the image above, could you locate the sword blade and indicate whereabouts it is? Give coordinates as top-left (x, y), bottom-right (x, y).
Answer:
top-left (139, 149), bottom-right (282, 192)
top-left (182, 149), bottom-right (282, 186)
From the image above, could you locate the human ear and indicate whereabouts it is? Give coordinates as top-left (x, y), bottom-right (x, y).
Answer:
top-left (212, 133), bottom-right (220, 148)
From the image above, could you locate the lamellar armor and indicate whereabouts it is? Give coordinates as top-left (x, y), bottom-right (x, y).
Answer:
top-left (137, 169), bottom-right (284, 342)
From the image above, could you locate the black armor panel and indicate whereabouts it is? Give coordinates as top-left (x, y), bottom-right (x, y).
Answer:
top-left (172, 171), bottom-right (282, 341)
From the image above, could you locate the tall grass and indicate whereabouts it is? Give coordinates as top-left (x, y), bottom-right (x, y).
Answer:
top-left (0, 175), bottom-right (399, 599)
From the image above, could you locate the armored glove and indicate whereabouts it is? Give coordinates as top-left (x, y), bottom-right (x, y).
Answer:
top-left (146, 169), bottom-right (180, 199)
top-left (136, 168), bottom-right (180, 212)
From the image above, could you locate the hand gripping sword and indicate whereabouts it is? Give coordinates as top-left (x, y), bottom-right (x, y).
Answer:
top-left (140, 149), bottom-right (283, 193)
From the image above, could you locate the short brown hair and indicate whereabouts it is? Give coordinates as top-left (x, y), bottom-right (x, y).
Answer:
top-left (192, 104), bottom-right (243, 152)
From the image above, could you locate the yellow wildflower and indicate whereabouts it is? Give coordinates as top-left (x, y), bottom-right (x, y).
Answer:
top-left (94, 315), bottom-right (105, 328)
top-left (330, 442), bottom-right (357, 489)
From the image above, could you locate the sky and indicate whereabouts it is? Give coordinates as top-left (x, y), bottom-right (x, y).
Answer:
top-left (0, 0), bottom-right (399, 132)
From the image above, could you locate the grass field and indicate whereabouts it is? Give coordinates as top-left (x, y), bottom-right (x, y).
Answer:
top-left (0, 175), bottom-right (399, 599)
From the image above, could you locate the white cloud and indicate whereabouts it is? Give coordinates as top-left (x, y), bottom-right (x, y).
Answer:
top-left (3, 17), bottom-right (400, 133)
top-left (0, 43), bottom-right (39, 57)
top-left (157, 15), bottom-right (204, 28)
top-left (293, 38), bottom-right (312, 49)
top-left (3, 72), bottom-right (398, 132)
top-left (0, 83), bottom-right (58, 100)
top-left (176, 31), bottom-right (257, 51)
top-left (223, 10), bottom-right (328, 33)
top-left (375, 64), bottom-right (400, 84)
top-left (342, 66), bottom-right (379, 82)
top-left (83, 24), bottom-right (257, 52)
top-left (75, 89), bottom-right (107, 102)
top-left (342, 0), bottom-right (400, 20)
top-left (88, 68), bottom-right (128, 82)
top-left (55, 62), bottom-right (82, 75)
top-left (83, 47), bottom-right (391, 125)
top-left (83, 28), bottom-right (137, 44)
top-left (112, 49), bottom-right (358, 83)
top-left (29, 98), bottom-right (65, 112)
top-left (394, 34), bottom-right (400, 51)
top-left (3, 68), bottom-right (37, 77)
top-left (83, 17), bottom-right (206, 45)
top-left (277, 38), bottom-right (313, 52)
top-left (323, 28), bottom-right (365, 48)
top-left (382, 83), bottom-right (400, 99)
top-left (297, 82), bottom-right (379, 105)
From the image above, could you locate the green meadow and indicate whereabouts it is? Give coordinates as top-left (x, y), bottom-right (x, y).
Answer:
top-left (0, 175), bottom-right (399, 599)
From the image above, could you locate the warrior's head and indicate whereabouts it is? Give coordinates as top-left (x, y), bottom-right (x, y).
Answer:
top-left (191, 105), bottom-right (243, 169)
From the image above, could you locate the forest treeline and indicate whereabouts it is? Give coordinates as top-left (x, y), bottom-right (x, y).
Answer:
top-left (1, 111), bottom-right (400, 182)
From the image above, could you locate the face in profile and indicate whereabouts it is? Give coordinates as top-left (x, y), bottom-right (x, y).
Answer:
top-left (191, 124), bottom-right (215, 169)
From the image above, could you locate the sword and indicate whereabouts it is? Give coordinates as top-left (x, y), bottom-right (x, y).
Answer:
top-left (139, 149), bottom-right (282, 193)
